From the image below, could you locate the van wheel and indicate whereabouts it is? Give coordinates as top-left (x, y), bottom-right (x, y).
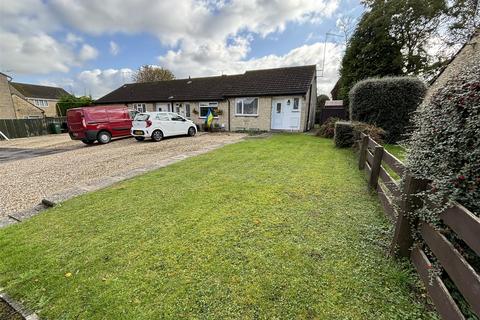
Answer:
top-left (151, 130), bottom-right (163, 142)
top-left (188, 126), bottom-right (196, 137)
top-left (97, 131), bottom-right (111, 144)
top-left (134, 137), bottom-right (145, 141)
top-left (81, 139), bottom-right (95, 145)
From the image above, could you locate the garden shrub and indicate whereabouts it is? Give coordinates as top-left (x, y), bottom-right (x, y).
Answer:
top-left (349, 76), bottom-right (426, 143)
top-left (352, 122), bottom-right (386, 144)
top-left (334, 121), bottom-right (354, 148)
top-left (316, 117), bottom-right (340, 138)
top-left (406, 57), bottom-right (479, 319)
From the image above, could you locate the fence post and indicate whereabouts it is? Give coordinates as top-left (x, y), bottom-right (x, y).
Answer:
top-left (358, 134), bottom-right (369, 170)
top-left (368, 145), bottom-right (384, 189)
top-left (390, 173), bottom-right (429, 257)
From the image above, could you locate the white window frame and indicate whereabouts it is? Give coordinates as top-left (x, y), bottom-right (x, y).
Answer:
top-left (31, 99), bottom-right (49, 108)
top-left (199, 102), bottom-right (219, 119)
top-left (133, 103), bottom-right (146, 112)
top-left (292, 98), bottom-right (300, 112)
top-left (235, 97), bottom-right (259, 116)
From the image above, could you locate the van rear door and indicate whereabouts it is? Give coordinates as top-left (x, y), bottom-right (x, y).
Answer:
top-left (67, 109), bottom-right (85, 138)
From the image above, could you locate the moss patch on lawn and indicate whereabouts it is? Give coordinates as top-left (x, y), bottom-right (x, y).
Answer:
top-left (0, 134), bottom-right (436, 319)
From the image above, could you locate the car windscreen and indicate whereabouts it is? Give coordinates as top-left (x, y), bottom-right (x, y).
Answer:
top-left (134, 114), bottom-right (150, 121)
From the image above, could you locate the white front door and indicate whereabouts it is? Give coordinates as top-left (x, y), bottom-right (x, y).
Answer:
top-left (156, 103), bottom-right (171, 112)
top-left (271, 98), bottom-right (301, 130)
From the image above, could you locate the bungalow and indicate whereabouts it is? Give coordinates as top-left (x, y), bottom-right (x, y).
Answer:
top-left (96, 65), bottom-right (317, 132)
top-left (0, 72), bottom-right (70, 119)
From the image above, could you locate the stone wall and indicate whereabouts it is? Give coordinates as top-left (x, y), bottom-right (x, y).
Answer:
top-left (12, 95), bottom-right (44, 118)
top-left (0, 74), bottom-right (16, 119)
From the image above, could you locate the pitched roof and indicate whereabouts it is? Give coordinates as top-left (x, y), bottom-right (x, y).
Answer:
top-left (96, 65), bottom-right (316, 104)
top-left (10, 82), bottom-right (70, 100)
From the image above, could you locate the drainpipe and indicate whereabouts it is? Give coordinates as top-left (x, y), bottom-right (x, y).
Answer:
top-left (227, 98), bottom-right (231, 131)
top-left (305, 84), bottom-right (312, 131)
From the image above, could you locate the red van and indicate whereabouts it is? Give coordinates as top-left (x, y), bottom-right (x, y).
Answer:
top-left (67, 105), bottom-right (135, 144)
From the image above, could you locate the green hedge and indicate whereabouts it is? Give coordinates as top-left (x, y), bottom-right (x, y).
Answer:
top-left (349, 77), bottom-right (426, 143)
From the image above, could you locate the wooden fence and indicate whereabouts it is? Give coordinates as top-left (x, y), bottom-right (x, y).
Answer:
top-left (358, 133), bottom-right (480, 320)
top-left (0, 117), bottom-right (67, 140)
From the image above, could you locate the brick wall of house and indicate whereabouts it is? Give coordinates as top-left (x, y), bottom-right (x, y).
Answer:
top-left (0, 74), bottom-right (16, 119)
top-left (229, 97), bottom-right (272, 131)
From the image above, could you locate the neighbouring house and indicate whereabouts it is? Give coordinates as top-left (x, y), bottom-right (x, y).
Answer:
top-left (426, 29), bottom-right (479, 103)
top-left (0, 72), bottom-right (70, 119)
top-left (96, 65), bottom-right (317, 132)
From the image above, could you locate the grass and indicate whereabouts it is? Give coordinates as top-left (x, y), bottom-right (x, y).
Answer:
top-left (0, 134), bottom-right (436, 319)
top-left (384, 144), bottom-right (406, 161)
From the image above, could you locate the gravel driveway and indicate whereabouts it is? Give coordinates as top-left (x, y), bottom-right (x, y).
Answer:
top-left (0, 133), bottom-right (245, 217)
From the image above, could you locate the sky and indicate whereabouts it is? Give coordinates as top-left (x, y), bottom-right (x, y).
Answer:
top-left (0, 0), bottom-right (365, 99)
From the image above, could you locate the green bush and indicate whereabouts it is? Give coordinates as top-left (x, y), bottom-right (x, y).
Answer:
top-left (317, 117), bottom-right (340, 138)
top-left (406, 61), bottom-right (480, 217)
top-left (349, 77), bottom-right (426, 143)
top-left (334, 121), bottom-right (354, 148)
top-left (405, 47), bottom-right (479, 320)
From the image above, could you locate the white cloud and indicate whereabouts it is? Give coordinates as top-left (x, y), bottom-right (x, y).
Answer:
top-left (0, 31), bottom-right (75, 74)
top-left (78, 44), bottom-right (99, 61)
top-left (109, 41), bottom-right (120, 56)
top-left (70, 68), bottom-right (133, 98)
top-left (66, 32), bottom-right (83, 45)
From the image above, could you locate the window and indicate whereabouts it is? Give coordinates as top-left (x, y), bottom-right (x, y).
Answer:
top-left (293, 98), bottom-right (300, 111)
top-left (171, 114), bottom-right (185, 121)
top-left (199, 102), bottom-right (218, 118)
top-left (236, 98), bottom-right (258, 116)
top-left (185, 104), bottom-right (191, 117)
top-left (154, 113), bottom-right (170, 121)
top-left (133, 103), bottom-right (146, 112)
top-left (175, 103), bottom-right (181, 113)
top-left (31, 99), bottom-right (48, 108)
top-left (276, 103), bottom-right (282, 113)
top-left (135, 113), bottom-right (150, 121)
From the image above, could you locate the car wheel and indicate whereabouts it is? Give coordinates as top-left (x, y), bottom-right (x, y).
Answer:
top-left (97, 131), bottom-right (111, 144)
top-left (151, 130), bottom-right (163, 142)
top-left (81, 139), bottom-right (95, 145)
top-left (187, 126), bottom-right (196, 137)
top-left (134, 136), bottom-right (145, 141)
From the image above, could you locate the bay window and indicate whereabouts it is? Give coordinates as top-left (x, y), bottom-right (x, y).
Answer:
top-left (199, 102), bottom-right (218, 118)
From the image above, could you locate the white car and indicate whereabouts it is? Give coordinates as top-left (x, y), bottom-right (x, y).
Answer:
top-left (131, 112), bottom-right (197, 141)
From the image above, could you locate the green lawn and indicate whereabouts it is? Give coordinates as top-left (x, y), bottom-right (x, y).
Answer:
top-left (384, 144), bottom-right (406, 161)
top-left (0, 135), bottom-right (436, 319)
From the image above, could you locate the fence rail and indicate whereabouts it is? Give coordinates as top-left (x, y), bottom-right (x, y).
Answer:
top-left (358, 133), bottom-right (480, 320)
top-left (0, 117), bottom-right (66, 140)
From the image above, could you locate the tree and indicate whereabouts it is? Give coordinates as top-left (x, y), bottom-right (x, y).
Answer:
top-left (386, 0), bottom-right (447, 75)
top-left (339, 3), bottom-right (404, 102)
top-left (443, 0), bottom-right (480, 45)
top-left (56, 95), bottom-right (94, 116)
top-left (315, 94), bottom-right (330, 124)
top-left (132, 65), bottom-right (175, 83)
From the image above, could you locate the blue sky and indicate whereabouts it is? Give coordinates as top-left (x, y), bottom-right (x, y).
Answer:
top-left (0, 0), bottom-right (364, 98)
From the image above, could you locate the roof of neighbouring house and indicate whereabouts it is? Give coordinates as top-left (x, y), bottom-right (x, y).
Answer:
top-left (10, 82), bottom-right (70, 100)
top-left (95, 65), bottom-right (316, 103)
top-left (324, 100), bottom-right (344, 107)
